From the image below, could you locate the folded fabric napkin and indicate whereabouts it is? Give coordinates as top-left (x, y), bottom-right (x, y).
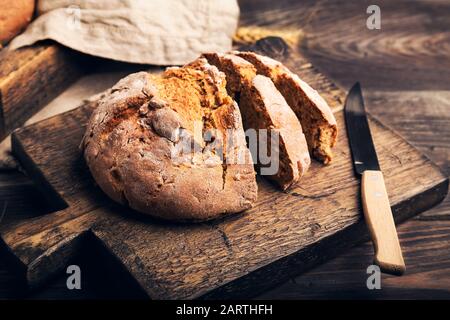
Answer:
top-left (9, 0), bottom-right (239, 65)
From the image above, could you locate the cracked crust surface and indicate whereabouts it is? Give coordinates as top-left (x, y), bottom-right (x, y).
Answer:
top-left (203, 52), bottom-right (310, 190)
top-left (81, 62), bottom-right (257, 221)
top-left (234, 51), bottom-right (337, 164)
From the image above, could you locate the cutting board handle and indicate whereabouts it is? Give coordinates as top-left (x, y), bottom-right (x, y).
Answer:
top-left (362, 170), bottom-right (405, 275)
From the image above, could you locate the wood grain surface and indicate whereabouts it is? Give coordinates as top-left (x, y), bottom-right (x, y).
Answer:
top-left (0, 42), bottom-right (86, 140)
top-left (0, 37), bottom-right (446, 299)
top-left (240, 0), bottom-right (450, 90)
top-left (0, 0), bottom-right (449, 299)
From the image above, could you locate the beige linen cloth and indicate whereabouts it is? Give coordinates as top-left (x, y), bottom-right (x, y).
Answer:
top-left (1, 0), bottom-right (239, 169)
top-left (9, 0), bottom-right (239, 64)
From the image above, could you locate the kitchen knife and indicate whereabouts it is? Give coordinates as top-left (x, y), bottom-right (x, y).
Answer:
top-left (344, 82), bottom-right (405, 275)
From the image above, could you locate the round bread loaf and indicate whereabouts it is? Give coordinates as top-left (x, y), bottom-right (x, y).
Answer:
top-left (81, 61), bottom-right (257, 221)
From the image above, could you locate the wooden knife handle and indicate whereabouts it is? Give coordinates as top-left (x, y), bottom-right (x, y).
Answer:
top-left (361, 170), bottom-right (405, 275)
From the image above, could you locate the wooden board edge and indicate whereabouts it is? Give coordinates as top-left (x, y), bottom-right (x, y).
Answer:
top-left (87, 228), bottom-right (150, 299)
top-left (367, 111), bottom-right (449, 181)
top-left (0, 43), bottom-right (87, 141)
top-left (0, 205), bottom-right (104, 291)
top-left (11, 131), bottom-right (68, 211)
top-left (26, 230), bottom-right (91, 290)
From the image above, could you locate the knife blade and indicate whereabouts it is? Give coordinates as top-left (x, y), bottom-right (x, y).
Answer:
top-left (344, 83), bottom-right (380, 175)
top-left (344, 82), bottom-right (405, 275)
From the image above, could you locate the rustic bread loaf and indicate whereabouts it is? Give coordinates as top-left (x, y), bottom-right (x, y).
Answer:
top-left (203, 53), bottom-right (310, 190)
top-left (81, 60), bottom-right (257, 221)
top-left (0, 0), bottom-right (35, 46)
top-left (235, 51), bottom-right (337, 164)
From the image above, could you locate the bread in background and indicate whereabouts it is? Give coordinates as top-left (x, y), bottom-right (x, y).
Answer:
top-left (0, 0), bottom-right (35, 46)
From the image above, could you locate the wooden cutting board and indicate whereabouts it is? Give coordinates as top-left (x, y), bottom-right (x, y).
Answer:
top-left (1, 38), bottom-right (448, 299)
top-left (0, 41), bottom-right (87, 140)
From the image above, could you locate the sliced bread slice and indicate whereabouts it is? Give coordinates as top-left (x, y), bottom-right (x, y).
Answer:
top-left (202, 53), bottom-right (310, 190)
top-left (241, 75), bottom-right (311, 190)
top-left (235, 51), bottom-right (337, 164)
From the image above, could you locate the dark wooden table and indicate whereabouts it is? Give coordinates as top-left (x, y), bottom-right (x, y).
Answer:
top-left (1, 0), bottom-right (449, 299)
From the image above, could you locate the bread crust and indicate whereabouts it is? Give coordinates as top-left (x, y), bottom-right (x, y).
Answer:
top-left (82, 64), bottom-right (257, 221)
